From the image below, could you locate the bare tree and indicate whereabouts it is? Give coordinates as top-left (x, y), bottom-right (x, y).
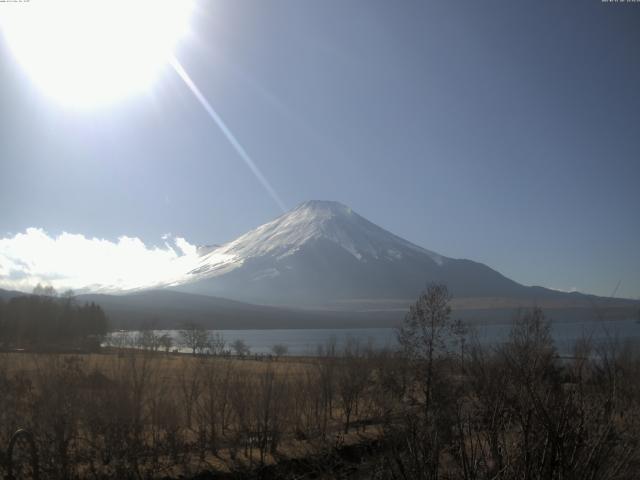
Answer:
top-left (231, 338), bottom-right (250, 357)
top-left (398, 283), bottom-right (458, 414)
top-left (158, 333), bottom-right (173, 354)
top-left (195, 359), bottom-right (235, 454)
top-left (336, 338), bottom-right (370, 433)
top-left (32, 283), bottom-right (57, 297)
top-left (314, 336), bottom-right (338, 439)
top-left (387, 284), bottom-right (464, 479)
top-left (206, 332), bottom-right (226, 356)
top-left (271, 343), bottom-right (288, 359)
top-left (179, 322), bottom-right (209, 355)
top-left (136, 328), bottom-right (161, 352)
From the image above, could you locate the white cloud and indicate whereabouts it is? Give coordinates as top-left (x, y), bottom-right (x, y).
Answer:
top-left (0, 228), bottom-right (202, 293)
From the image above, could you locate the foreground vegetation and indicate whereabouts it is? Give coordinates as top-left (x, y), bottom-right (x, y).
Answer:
top-left (0, 285), bottom-right (639, 479)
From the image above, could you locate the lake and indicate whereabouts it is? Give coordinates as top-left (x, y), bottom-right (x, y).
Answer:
top-left (122, 318), bottom-right (640, 356)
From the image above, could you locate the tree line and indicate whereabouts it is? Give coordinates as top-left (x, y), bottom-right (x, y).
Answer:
top-left (107, 322), bottom-right (288, 359)
top-left (0, 285), bottom-right (109, 350)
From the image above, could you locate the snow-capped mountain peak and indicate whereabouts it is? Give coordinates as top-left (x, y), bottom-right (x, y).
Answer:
top-left (187, 200), bottom-right (445, 281)
top-left (169, 200), bottom-right (546, 305)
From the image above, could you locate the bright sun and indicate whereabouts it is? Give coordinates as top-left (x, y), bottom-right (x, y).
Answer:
top-left (0, 0), bottom-right (193, 107)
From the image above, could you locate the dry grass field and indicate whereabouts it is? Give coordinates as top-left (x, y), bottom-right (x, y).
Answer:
top-left (2, 298), bottom-right (640, 479)
top-left (0, 347), bottom-right (390, 479)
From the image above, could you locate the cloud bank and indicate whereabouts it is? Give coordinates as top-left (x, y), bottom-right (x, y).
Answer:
top-left (0, 228), bottom-right (202, 293)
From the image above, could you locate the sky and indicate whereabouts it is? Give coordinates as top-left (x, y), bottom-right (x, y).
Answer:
top-left (0, 0), bottom-right (639, 298)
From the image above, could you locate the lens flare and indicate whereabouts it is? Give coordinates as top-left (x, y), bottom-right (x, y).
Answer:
top-left (171, 58), bottom-right (287, 213)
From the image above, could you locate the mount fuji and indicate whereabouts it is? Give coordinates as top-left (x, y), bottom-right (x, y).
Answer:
top-left (167, 200), bottom-right (626, 316)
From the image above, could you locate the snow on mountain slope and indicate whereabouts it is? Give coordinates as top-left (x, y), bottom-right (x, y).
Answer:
top-left (184, 200), bottom-right (445, 281)
top-left (169, 200), bottom-right (533, 305)
top-left (168, 199), bottom-right (638, 310)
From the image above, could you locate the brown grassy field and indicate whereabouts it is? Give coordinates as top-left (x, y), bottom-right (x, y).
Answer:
top-left (0, 347), bottom-right (388, 479)
top-left (2, 302), bottom-right (640, 479)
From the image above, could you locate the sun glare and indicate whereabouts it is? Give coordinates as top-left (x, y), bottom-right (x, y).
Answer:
top-left (0, 0), bottom-right (194, 107)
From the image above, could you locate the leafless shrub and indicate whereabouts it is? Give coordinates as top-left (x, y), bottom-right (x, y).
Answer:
top-left (271, 343), bottom-right (288, 358)
top-left (336, 338), bottom-right (371, 433)
top-left (194, 358), bottom-right (236, 455)
top-left (450, 308), bottom-right (640, 480)
top-left (291, 366), bottom-right (324, 440)
top-left (231, 338), bottom-right (250, 357)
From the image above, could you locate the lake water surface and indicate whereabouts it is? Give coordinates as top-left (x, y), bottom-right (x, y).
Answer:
top-left (148, 318), bottom-right (640, 356)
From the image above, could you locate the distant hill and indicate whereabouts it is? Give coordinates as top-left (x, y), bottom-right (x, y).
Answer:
top-left (0, 288), bottom-right (25, 301)
top-left (1, 287), bottom-right (636, 330)
top-left (75, 290), bottom-right (400, 330)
